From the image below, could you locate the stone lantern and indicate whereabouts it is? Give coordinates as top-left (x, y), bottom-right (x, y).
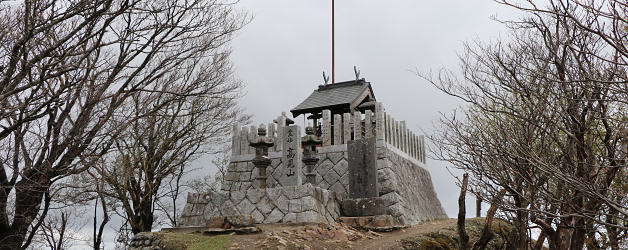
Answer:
top-left (250, 125), bottom-right (274, 189)
top-left (301, 126), bottom-right (322, 185)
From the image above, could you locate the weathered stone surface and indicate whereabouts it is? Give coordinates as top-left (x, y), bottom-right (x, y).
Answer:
top-left (276, 199), bottom-right (289, 213)
top-left (236, 198), bottom-right (255, 215)
top-left (226, 214), bottom-right (254, 227)
top-left (210, 192), bottom-right (229, 206)
top-left (301, 196), bottom-right (317, 211)
top-left (256, 196), bottom-right (274, 214)
top-left (322, 169), bottom-right (341, 185)
top-left (297, 210), bottom-right (320, 223)
top-left (264, 208), bottom-right (284, 223)
top-left (202, 203), bottom-right (219, 220)
top-left (329, 181), bottom-right (346, 194)
top-left (340, 197), bottom-right (386, 217)
top-left (207, 216), bottom-right (227, 228)
top-left (327, 152), bottom-right (344, 164)
top-left (246, 189), bottom-right (265, 204)
top-left (289, 199), bottom-right (301, 213)
top-left (181, 161), bottom-right (443, 227)
top-left (347, 138), bottom-right (379, 198)
top-left (239, 172), bottom-right (251, 181)
top-left (294, 183), bottom-right (314, 198)
top-left (280, 125), bottom-right (302, 186)
top-left (338, 215), bottom-right (402, 232)
top-left (283, 212), bottom-right (296, 222)
top-left (230, 191), bottom-right (246, 204)
top-left (251, 209), bottom-right (264, 224)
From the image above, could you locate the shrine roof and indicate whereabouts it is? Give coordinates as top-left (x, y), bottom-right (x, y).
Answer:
top-left (290, 79), bottom-right (375, 117)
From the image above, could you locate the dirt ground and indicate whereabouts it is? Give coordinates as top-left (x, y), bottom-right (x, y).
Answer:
top-left (226, 218), bottom-right (459, 250)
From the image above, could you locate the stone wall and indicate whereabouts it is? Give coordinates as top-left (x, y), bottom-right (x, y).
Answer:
top-left (377, 145), bottom-right (447, 225)
top-left (214, 141), bottom-right (446, 226)
top-left (179, 184), bottom-right (343, 226)
top-left (208, 104), bottom-right (445, 226)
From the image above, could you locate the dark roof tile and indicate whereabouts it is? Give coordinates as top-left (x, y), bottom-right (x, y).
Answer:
top-left (290, 79), bottom-right (373, 116)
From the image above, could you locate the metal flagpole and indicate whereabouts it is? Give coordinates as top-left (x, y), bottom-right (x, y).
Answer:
top-left (332, 0), bottom-right (335, 84)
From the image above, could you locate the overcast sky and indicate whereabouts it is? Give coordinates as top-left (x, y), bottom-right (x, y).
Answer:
top-left (225, 0), bottom-right (520, 218)
top-left (87, 1), bottom-right (525, 248)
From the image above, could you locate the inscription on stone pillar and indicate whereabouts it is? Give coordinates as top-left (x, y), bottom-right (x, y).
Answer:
top-left (347, 137), bottom-right (379, 198)
top-left (281, 125), bottom-right (302, 186)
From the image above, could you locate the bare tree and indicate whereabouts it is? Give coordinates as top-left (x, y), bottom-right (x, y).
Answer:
top-left (423, 2), bottom-right (628, 248)
top-left (0, 0), bottom-right (247, 248)
top-left (102, 57), bottom-right (249, 234)
top-left (31, 208), bottom-right (88, 250)
top-left (188, 151), bottom-right (231, 195)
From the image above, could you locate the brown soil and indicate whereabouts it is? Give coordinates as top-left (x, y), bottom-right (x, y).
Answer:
top-left (226, 218), bottom-right (460, 250)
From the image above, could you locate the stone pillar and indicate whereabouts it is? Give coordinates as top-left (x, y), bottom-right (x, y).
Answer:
top-left (347, 138), bottom-right (379, 198)
top-left (385, 114), bottom-right (391, 144)
top-left (240, 126), bottom-right (249, 155)
top-left (333, 114), bottom-right (342, 145)
top-left (301, 127), bottom-right (322, 185)
top-left (268, 122), bottom-right (276, 151)
top-left (353, 111), bottom-right (362, 140)
top-left (375, 103), bottom-right (385, 142)
top-left (343, 113), bottom-right (352, 143)
top-left (250, 125), bottom-right (274, 189)
top-left (249, 125), bottom-right (257, 154)
top-left (281, 125), bottom-right (302, 186)
top-left (365, 110), bottom-right (373, 138)
top-left (400, 121), bottom-right (407, 153)
top-left (275, 115), bottom-right (286, 151)
top-left (232, 123), bottom-right (241, 155)
top-left (322, 110), bottom-right (332, 146)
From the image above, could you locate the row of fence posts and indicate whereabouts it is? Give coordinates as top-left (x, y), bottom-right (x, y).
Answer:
top-left (231, 104), bottom-right (426, 163)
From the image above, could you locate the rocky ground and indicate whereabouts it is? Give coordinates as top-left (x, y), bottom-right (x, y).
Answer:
top-left (146, 218), bottom-right (518, 250)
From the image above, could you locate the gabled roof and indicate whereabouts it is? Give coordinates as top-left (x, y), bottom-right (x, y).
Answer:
top-left (290, 79), bottom-right (375, 117)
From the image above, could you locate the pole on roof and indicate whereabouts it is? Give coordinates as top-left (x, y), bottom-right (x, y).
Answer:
top-left (332, 0), bottom-right (335, 84)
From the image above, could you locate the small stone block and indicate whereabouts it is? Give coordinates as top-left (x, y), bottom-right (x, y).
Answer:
top-left (340, 197), bottom-right (386, 217)
top-left (206, 216), bottom-right (228, 228)
top-left (338, 215), bottom-right (402, 231)
top-left (225, 214), bottom-right (253, 228)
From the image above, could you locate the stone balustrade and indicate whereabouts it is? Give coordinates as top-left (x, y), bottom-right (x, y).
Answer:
top-left (230, 102), bottom-right (425, 164)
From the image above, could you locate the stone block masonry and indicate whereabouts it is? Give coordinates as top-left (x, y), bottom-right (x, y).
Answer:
top-left (179, 183), bottom-right (343, 226)
top-left (204, 103), bottom-right (446, 226)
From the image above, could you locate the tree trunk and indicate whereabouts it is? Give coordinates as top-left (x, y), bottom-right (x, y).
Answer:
top-left (130, 196), bottom-right (155, 234)
top-left (0, 177), bottom-right (48, 249)
top-left (534, 232), bottom-right (546, 250)
top-left (472, 189), bottom-right (506, 250)
top-left (475, 197), bottom-right (481, 217)
top-left (569, 217), bottom-right (586, 250)
top-left (457, 173), bottom-right (470, 250)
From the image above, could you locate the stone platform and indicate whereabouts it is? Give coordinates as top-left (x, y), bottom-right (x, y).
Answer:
top-left (179, 183), bottom-right (344, 226)
top-left (338, 215), bottom-right (405, 232)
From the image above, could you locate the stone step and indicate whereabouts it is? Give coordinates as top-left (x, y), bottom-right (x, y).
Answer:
top-left (338, 215), bottom-right (405, 232)
top-left (340, 197), bottom-right (386, 217)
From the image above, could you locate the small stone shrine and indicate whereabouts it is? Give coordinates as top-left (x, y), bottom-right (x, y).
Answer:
top-left (178, 79), bottom-right (446, 230)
